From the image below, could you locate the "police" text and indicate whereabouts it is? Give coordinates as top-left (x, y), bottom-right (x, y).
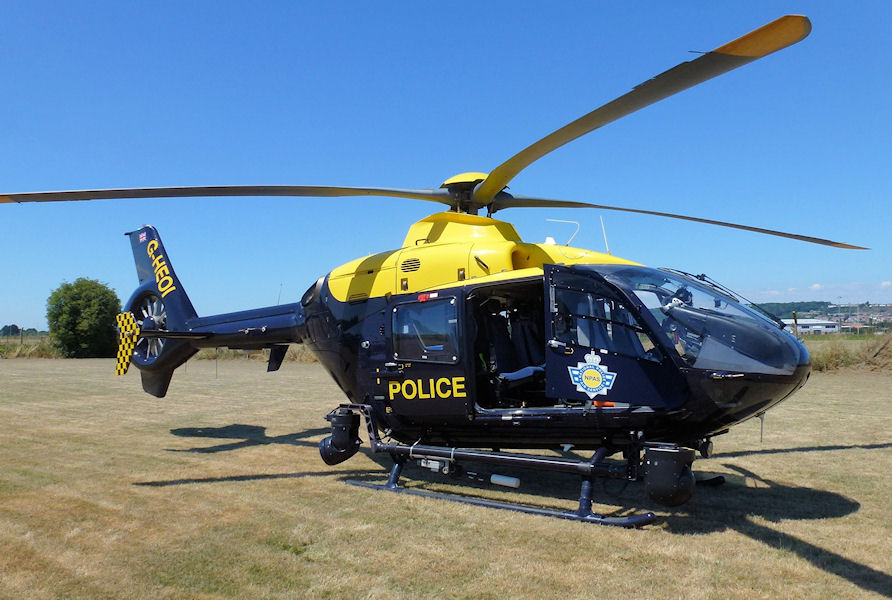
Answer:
top-left (388, 377), bottom-right (467, 400)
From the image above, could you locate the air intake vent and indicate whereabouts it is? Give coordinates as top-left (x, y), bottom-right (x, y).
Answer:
top-left (400, 258), bottom-right (421, 273)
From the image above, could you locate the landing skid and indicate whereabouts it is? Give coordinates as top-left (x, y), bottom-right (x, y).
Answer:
top-left (347, 460), bottom-right (655, 527)
top-left (331, 404), bottom-right (658, 527)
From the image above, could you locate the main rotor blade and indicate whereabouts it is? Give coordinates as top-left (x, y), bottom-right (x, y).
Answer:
top-left (494, 195), bottom-right (867, 249)
top-left (472, 15), bottom-right (812, 205)
top-left (0, 185), bottom-right (454, 206)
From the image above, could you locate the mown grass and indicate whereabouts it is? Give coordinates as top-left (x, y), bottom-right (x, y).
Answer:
top-left (0, 359), bottom-right (889, 599)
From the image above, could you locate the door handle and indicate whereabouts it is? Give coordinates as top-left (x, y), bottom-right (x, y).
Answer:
top-left (379, 362), bottom-right (405, 380)
top-left (548, 339), bottom-right (575, 355)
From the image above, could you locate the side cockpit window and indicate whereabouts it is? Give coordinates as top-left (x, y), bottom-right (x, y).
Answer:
top-left (603, 266), bottom-right (803, 375)
top-left (551, 275), bottom-right (659, 362)
top-left (392, 297), bottom-right (459, 363)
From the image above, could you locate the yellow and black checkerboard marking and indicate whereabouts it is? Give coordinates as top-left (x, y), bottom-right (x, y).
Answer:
top-left (115, 312), bottom-right (140, 375)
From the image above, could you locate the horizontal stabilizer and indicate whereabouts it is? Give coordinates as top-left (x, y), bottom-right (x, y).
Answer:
top-left (136, 330), bottom-right (211, 340)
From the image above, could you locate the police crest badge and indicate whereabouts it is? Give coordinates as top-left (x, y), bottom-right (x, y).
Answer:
top-left (568, 351), bottom-right (617, 399)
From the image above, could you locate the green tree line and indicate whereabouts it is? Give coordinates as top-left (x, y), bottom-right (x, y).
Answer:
top-left (754, 301), bottom-right (831, 319)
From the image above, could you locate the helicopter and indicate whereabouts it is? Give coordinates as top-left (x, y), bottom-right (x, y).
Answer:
top-left (1, 15), bottom-right (868, 526)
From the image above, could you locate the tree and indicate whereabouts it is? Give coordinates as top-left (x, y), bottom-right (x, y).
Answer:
top-left (46, 278), bottom-right (121, 358)
top-left (1, 324), bottom-right (21, 336)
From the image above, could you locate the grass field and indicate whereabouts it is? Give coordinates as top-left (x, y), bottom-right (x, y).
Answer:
top-left (804, 336), bottom-right (891, 372)
top-left (0, 359), bottom-right (889, 599)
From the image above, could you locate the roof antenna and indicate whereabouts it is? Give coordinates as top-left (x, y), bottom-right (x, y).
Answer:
top-left (600, 215), bottom-right (611, 255)
top-left (546, 218), bottom-right (581, 246)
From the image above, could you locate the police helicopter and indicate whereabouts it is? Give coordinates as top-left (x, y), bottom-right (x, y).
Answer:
top-left (1, 15), bottom-right (867, 526)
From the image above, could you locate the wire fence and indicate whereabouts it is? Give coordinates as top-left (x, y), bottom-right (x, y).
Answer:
top-left (1, 333), bottom-right (50, 345)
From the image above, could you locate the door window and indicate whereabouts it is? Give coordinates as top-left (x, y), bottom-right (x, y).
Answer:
top-left (392, 297), bottom-right (460, 363)
top-left (551, 273), bottom-right (658, 361)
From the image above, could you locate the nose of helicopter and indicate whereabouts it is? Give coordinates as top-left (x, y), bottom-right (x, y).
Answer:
top-left (591, 264), bottom-right (817, 434)
top-left (687, 328), bottom-right (811, 433)
top-left (794, 335), bottom-right (811, 368)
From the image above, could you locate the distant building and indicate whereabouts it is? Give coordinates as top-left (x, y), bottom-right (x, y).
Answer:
top-left (781, 318), bottom-right (839, 334)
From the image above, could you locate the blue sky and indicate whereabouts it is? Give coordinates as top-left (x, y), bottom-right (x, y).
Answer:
top-left (2, 2), bottom-right (889, 330)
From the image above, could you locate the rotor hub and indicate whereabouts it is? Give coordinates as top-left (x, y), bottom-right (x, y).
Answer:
top-left (439, 172), bottom-right (514, 215)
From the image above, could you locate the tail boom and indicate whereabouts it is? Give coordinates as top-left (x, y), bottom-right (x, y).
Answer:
top-left (117, 225), bottom-right (305, 397)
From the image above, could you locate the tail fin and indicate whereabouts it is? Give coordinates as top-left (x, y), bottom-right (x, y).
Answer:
top-left (126, 225), bottom-right (198, 328)
top-left (119, 225), bottom-right (199, 397)
top-left (116, 225), bottom-right (303, 397)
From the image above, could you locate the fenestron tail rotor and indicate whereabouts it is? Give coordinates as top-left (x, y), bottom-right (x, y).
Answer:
top-left (134, 294), bottom-right (168, 361)
top-left (115, 295), bottom-right (168, 376)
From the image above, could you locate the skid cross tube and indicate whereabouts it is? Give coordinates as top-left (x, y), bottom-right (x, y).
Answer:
top-left (337, 404), bottom-right (656, 527)
top-left (334, 403), bottom-right (629, 478)
top-left (372, 439), bottom-right (626, 479)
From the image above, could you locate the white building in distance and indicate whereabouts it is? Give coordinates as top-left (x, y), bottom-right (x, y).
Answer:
top-left (781, 318), bottom-right (839, 334)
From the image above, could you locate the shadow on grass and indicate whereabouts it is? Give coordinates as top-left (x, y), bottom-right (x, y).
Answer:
top-left (715, 441), bottom-right (892, 458)
top-left (659, 464), bottom-right (890, 596)
top-left (164, 422), bottom-right (394, 470)
top-left (147, 425), bottom-right (890, 596)
top-left (733, 516), bottom-right (891, 596)
top-left (166, 424), bottom-right (331, 453)
top-left (341, 458), bottom-right (890, 596)
top-left (134, 469), bottom-right (373, 487)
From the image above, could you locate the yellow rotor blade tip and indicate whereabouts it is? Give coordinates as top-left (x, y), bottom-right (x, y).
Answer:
top-left (715, 15), bottom-right (812, 58)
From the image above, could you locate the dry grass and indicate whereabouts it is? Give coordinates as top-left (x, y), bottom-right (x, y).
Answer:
top-left (193, 344), bottom-right (317, 363)
top-left (0, 341), bottom-right (317, 362)
top-left (0, 338), bottom-right (56, 359)
top-left (806, 335), bottom-right (892, 372)
top-left (0, 359), bottom-right (889, 599)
